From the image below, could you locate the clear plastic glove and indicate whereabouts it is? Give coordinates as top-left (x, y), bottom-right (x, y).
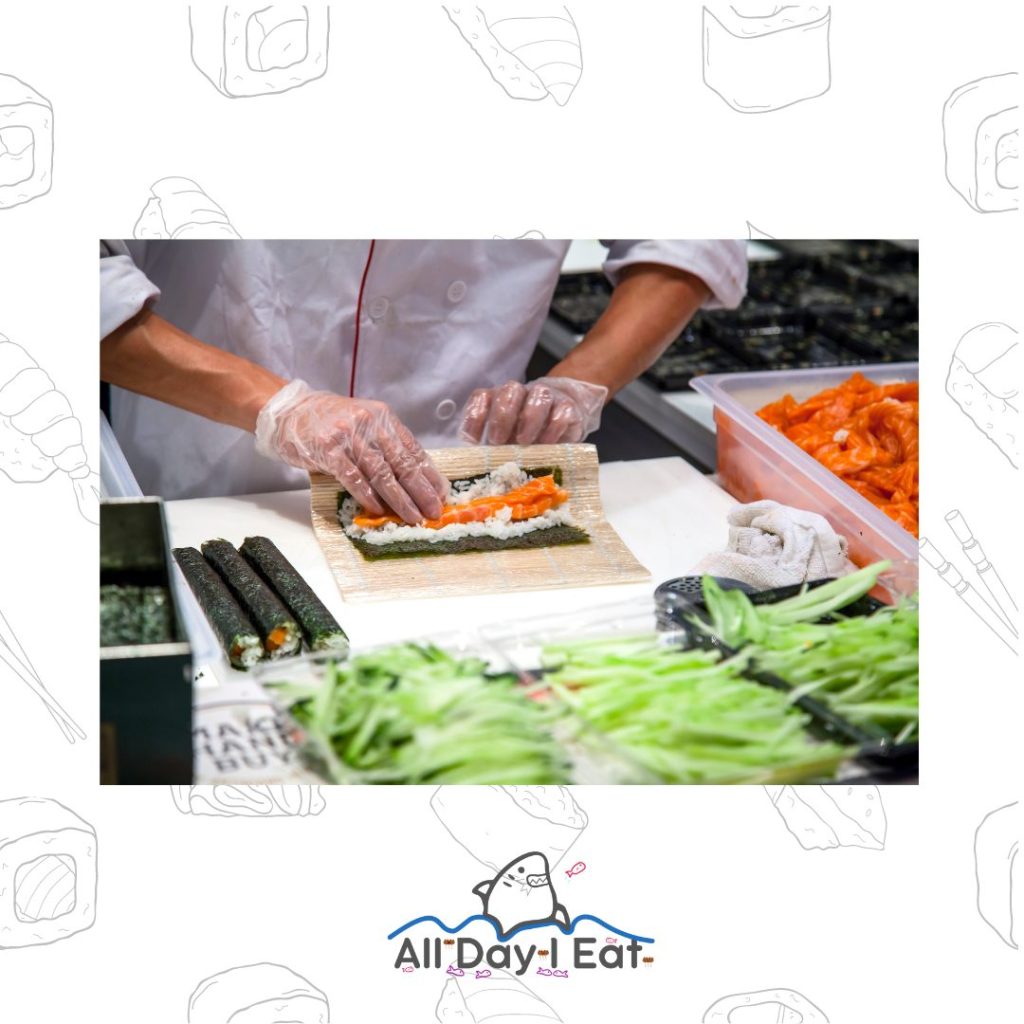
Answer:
top-left (255, 380), bottom-right (448, 524)
top-left (459, 376), bottom-right (608, 446)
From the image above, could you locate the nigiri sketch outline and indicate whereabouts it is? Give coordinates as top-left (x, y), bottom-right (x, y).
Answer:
top-left (0, 74), bottom-right (52, 210)
top-left (765, 785), bottom-right (887, 851)
top-left (134, 176), bottom-right (240, 240)
top-left (945, 322), bottom-right (1019, 469)
top-left (188, 962), bottom-right (330, 1022)
top-left (0, 797), bottom-right (97, 949)
top-left (170, 784), bottom-right (326, 817)
top-left (443, 5), bottom-right (583, 107)
top-left (436, 967), bottom-right (561, 1022)
top-left (0, 333), bottom-right (98, 523)
top-left (942, 72), bottom-right (1019, 214)
top-left (430, 785), bottom-right (589, 872)
top-left (188, 6), bottom-right (331, 99)
top-left (703, 987), bottom-right (829, 1023)
top-left (974, 801), bottom-right (1019, 950)
top-left (702, 5), bottom-right (832, 114)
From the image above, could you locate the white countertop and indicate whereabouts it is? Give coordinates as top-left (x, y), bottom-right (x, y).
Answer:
top-left (165, 457), bottom-right (737, 684)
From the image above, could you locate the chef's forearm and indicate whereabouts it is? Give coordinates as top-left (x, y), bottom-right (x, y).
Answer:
top-left (100, 309), bottom-right (286, 432)
top-left (547, 263), bottom-right (711, 397)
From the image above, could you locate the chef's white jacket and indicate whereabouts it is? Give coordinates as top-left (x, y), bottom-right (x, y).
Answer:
top-left (101, 240), bottom-right (748, 498)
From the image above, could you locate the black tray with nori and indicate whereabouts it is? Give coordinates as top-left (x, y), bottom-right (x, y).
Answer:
top-left (100, 583), bottom-right (176, 647)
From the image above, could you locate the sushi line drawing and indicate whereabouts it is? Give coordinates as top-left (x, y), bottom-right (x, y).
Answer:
top-left (171, 784), bottom-right (326, 817)
top-left (189, 5), bottom-right (331, 99)
top-left (443, 5), bottom-right (583, 107)
top-left (765, 785), bottom-right (887, 851)
top-left (942, 72), bottom-right (1019, 214)
top-left (0, 603), bottom-right (86, 744)
top-left (0, 333), bottom-right (99, 524)
top-left (134, 176), bottom-right (240, 240)
top-left (703, 988), bottom-right (829, 1022)
top-left (702, 4), bottom-right (832, 114)
top-left (747, 221), bottom-right (776, 240)
top-left (919, 537), bottom-right (1018, 655)
top-left (437, 968), bottom-right (561, 1023)
top-left (0, 74), bottom-right (52, 210)
top-left (0, 797), bottom-right (97, 949)
top-left (945, 510), bottom-right (1017, 633)
top-left (431, 786), bottom-right (589, 872)
top-left (945, 322), bottom-right (1019, 469)
top-left (188, 962), bottom-right (330, 1022)
top-left (974, 801), bottom-right (1019, 950)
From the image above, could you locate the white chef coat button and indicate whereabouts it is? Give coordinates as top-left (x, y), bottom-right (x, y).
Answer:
top-left (435, 399), bottom-right (457, 420)
top-left (446, 280), bottom-right (467, 303)
top-left (368, 296), bottom-right (389, 320)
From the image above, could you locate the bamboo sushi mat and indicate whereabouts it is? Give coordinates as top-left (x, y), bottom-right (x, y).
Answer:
top-left (309, 444), bottom-right (651, 602)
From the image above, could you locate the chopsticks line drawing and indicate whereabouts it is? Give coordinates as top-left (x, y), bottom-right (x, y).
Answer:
top-left (0, 605), bottom-right (85, 743)
top-left (919, 535), bottom-right (1018, 655)
top-left (945, 509), bottom-right (1017, 632)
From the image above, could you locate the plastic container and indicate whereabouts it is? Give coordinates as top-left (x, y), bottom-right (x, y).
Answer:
top-left (690, 363), bottom-right (919, 572)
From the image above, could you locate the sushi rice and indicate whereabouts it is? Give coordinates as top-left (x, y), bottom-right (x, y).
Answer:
top-left (340, 462), bottom-right (579, 547)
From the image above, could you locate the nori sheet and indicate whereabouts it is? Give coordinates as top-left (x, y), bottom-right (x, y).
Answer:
top-left (201, 539), bottom-right (299, 657)
top-left (172, 546), bottom-right (260, 669)
top-left (348, 523), bottom-right (591, 560)
top-left (337, 465), bottom-right (589, 560)
top-left (240, 536), bottom-right (348, 652)
top-left (100, 584), bottom-right (175, 647)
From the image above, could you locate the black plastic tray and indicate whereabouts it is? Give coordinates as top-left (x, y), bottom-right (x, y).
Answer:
top-left (654, 577), bottom-right (918, 781)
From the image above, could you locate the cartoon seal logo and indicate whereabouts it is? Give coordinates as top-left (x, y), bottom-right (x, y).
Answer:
top-left (473, 851), bottom-right (570, 939)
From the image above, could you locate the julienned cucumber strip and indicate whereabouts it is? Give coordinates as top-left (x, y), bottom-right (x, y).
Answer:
top-left (266, 644), bottom-right (571, 785)
top-left (539, 634), bottom-right (851, 784)
top-left (697, 563), bottom-right (919, 742)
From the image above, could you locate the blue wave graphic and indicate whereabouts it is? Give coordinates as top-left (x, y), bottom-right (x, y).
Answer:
top-left (386, 913), bottom-right (654, 944)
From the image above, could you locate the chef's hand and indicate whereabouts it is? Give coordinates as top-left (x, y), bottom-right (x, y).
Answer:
top-left (459, 376), bottom-right (608, 446)
top-left (255, 380), bottom-right (448, 524)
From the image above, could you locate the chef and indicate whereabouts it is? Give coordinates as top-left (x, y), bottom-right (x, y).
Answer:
top-left (101, 240), bottom-right (747, 521)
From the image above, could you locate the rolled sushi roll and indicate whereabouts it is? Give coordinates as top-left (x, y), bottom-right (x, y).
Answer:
top-left (240, 536), bottom-right (349, 654)
top-left (173, 547), bottom-right (262, 670)
top-left (201, 539), bottom-right (301, 660)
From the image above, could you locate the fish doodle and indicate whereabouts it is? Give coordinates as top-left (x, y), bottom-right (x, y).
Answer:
top-left (565, 861), bottom-right (587, 879)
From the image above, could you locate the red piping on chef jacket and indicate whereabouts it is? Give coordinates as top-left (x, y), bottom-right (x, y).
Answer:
top-left (349, 239), bottom-right (376, 397)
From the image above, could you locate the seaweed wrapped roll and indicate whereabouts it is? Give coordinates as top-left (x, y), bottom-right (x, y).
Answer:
top-left (172, 546), bottom-right (261, 670)
top-left (240, 536), bottom-right (348, 654)
top-left (201, 539), bottom-right (301, 659)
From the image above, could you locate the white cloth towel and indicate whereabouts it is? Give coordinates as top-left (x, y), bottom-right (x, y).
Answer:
top-left (693, 500), bottom-right (855, 590)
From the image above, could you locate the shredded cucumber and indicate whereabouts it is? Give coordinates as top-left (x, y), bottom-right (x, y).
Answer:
top-left (698, 564), bottom-right (919, 741)
top-left (540, 635), bottom-right (850, 784)
top-left (268, 644), bottom-right (570, 784)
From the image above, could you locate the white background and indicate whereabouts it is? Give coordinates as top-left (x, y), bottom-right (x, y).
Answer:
top-left (0, 2), bottom-right (1021, 1020)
